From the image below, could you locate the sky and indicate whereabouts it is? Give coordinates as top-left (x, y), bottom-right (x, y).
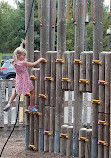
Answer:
top-left (104, 0), bottom-right (110, 7)
top-left (0, 0), bottom-right (110, 9)
top-left (0, 0), bottom-right (20, 8)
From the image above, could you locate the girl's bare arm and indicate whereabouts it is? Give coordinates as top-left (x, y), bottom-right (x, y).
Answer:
top-left (23, 58), bottom-right (44, 67)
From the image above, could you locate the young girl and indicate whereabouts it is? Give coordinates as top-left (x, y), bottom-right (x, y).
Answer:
top-left (4, 42), bottom-right (44, 112)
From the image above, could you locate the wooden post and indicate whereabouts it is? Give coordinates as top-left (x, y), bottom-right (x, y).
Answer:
top-left (86, 52), bottom-right (93, 92)
top-left (25, 0), bottom-right (34, 146)
top-left (34, 69), bottom-right (40, 150)
top-left (45, 52), bottom-right (51, 106)
top-left (98, 52), bottom-right (105, 158)
top-left (25, 0), bottom-right (34, 74)
top-left (79, 52), bottom-right (86, 92)
top-left (44, 106), bottom-right (50, 152)
top-left (8, 81), bottom-right (12, 127)
top-left (0, 81), bottom-right (5, 128)
top-left (25, 95), bottom-right (30, 149)
top-left (35, 68), bottom-right (40, 109)
top-left (85, 129), bottom-right (92, 158)
top-left (34, 51), bottom-right (40, 68)
top-left (79, 128), bottom-right (87, 158)
top-left (91, 0), bottom-right (103, 157)
top-left (62, 52), bottom-right (69, 90)
top-left (49, 107), bottom-right (55, 152)
top-left (104, 114), bottom-right (110, 158)
top-left (82, 93), bottom-right (88, 127)
top-left (33, 68), bottom-right (39, 151)
top-left (68, 51), bottom-right (74, 91)
top-left (67, 51), bottom-right (74, 128)
top-left (49, 51), bottom-right (57, 152)
top-left (109, 59), bottom-right (111, 157)
top-left (54, 0), bottom-right (67, 154)
top-left (73, 0), bottom-right (85, 157)
top-left (68, 91), bottom-right (73, 126)
top-left (44, 52), bottom-right (51, 151)
top-left (66, 126), bottom-right (73, 156)
top-left (29, 69), bottom-right (36, 147)
top-left (15, 95), bottom-right (20, 127)
top-left (29, 113), bottom-right (34, 147)
top-left (33, 114), bottom-right (39, 151)
top-left (39, 0), bottom-right (50, 151)
top-left (49, 0), bottom-right (56, 50)
top-left (50, 52), bottom-right (57, 107)
top-left (104, 52), bottom-right (110, 158)
top-left (60, 125), bottom-right (68, 155)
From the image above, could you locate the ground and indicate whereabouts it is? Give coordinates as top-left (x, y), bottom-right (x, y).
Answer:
top-left (0, 130), bottom-right (72, 158)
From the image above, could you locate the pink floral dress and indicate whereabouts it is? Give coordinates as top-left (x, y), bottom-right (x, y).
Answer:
top-left (14, 60), bottom-right (34, 95)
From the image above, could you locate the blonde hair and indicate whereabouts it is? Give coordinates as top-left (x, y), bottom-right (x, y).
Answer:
top-left (12, 46), bottom-right (27, 63)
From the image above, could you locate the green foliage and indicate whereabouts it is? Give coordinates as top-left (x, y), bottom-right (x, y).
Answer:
top-left (0, 1), bottom-right (25, 53)
top-left (66, 17), bottom-right (75, 51)
top-left (0, 0), bottom-right (40, 53)
top-left (0, 0), bottom-right (111, 53)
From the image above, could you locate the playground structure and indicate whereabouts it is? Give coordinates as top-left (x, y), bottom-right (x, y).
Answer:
top-left (0, 80), bottom-right (25, 128)
top-left (7, 0), bottom-right (110, 157)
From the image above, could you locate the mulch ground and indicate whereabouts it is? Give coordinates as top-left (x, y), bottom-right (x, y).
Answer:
top-left (0, 130), bottom-right (72, 158)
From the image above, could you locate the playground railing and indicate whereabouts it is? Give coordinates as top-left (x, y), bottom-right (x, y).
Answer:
top-left (0, 79), bottom-right (25, 131)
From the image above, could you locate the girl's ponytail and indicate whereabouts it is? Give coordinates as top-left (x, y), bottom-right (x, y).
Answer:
top-left (20, 40), bottom-right (25, 49)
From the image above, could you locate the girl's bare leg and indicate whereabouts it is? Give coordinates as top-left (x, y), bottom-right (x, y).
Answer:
top-left (30, 89), bottom-right (35, 106)
top-left (8, 89), bottom-right (17, 104)
top-left (4, 89), bottom-right (17, 111)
